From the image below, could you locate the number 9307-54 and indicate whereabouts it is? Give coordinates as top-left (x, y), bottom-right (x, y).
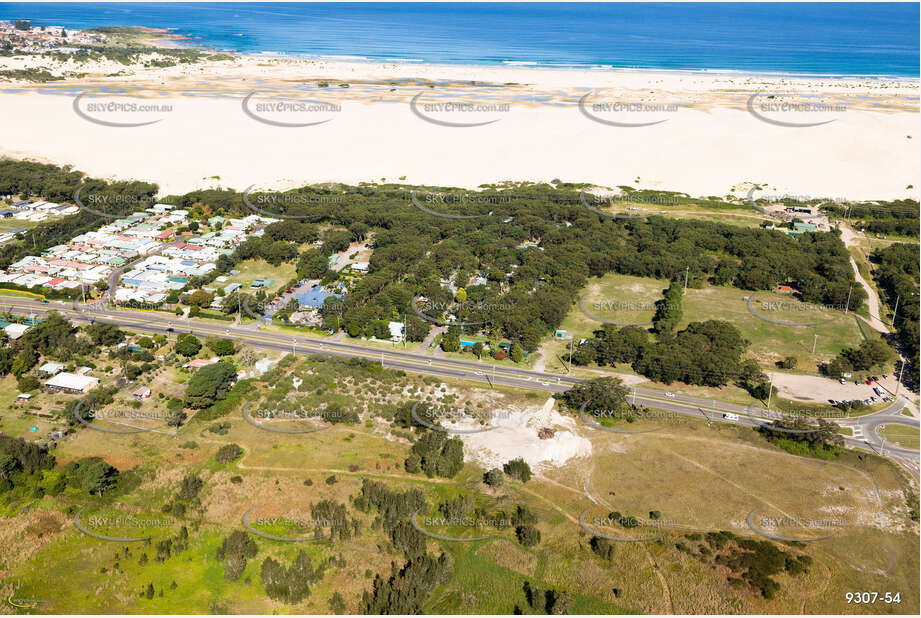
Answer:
top-left (845, 592), bottom-right (900, 604)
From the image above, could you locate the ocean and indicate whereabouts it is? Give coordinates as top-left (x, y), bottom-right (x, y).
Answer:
top-left (0, 2), bottom-right (918, 78)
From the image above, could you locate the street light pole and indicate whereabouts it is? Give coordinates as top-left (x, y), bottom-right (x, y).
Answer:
top-left (812, 333), bottom-right (818, 354)
top-left (844, 283), bottom-right (853, 315)
top-left (683, 266), bottom-right (689, 295)
top-left (766, 373), bottom-right (775, 411)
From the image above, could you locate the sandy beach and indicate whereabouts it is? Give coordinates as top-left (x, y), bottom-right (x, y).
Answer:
top-left (1, 53), bottom-right (918, 199)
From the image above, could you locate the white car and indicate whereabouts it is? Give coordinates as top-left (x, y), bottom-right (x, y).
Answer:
top-left (665, 392), bottom-right (675, 398)
top-left (474, 371), bottom-right (484, 376)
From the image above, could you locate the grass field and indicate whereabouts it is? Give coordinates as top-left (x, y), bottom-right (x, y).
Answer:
top-left (540, 272), bottom-right (866, 377)
top-left (878, 424), bottom-right (920, 450)
top-left (216, 258), bottom-right (298, 292)
top-left (2, 352), bottom-right (917, 615)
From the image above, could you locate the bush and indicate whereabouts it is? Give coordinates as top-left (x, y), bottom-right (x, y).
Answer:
top-left (16, 374), bottom-right (41, 392)
top-left (214, 444), bottom-right (243, 464)
top-left (515, 524), bottom-right (541, 547)
top-left (483, 468), bottom-right (504, 487)
top-left (175, 334), bottom-right (202, 357)
top-left (503, 458), bottom-right (532, 483)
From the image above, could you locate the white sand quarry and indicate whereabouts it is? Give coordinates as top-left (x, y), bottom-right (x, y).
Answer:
top-left (448, 396), bottom-right (592, 473)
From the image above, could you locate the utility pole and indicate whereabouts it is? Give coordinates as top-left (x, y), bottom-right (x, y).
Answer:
top-left (895, 360), bottom-right (905, 397)
top-left (844, 283), bottom-right (853, 315)
top-left (812, 333), bottom-right (818, 354)
top-left (766, 372), bottom-right (775, 411)
top-left (568, 337), bottom-right (573, 368)
top-left (683, 266), bottom-right (689, 295)
top-left (891, 295), bottom-right (900, 327)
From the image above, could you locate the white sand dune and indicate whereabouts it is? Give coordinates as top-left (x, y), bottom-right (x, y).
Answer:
top-left (0, 55), bottom-right (917, 200)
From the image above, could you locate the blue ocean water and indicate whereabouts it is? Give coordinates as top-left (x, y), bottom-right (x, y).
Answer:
top-left (0, 2), bottom-right (918, 77)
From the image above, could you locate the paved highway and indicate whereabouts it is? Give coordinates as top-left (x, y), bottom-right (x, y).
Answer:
top-left (4, 297), bottom-right (918, 471)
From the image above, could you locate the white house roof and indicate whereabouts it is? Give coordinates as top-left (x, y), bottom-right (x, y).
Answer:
top-left (44, 372), bottom-right (99, 391)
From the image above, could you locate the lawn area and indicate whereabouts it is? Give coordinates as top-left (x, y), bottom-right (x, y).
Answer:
top-left (878, 424), bottom-right (920, 450)
top-left (216, 258), bottom-right (297, 292)
top-left (540, 272), bottom-right (865, 376)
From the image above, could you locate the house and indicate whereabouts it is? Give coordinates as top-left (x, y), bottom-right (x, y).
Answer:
top-left (44, 372), bottom-right (99, 394)
top-left (3, 323), bottom-right (30, 340)
top-left (253, 358), bottom-right (277, 376)
top-left (388, 321), bottom-right (405, 343)
top-left (187, 358), bottom-right (219, 369)
top-left (295, 286), bottom-right (342, 309)
top-left (133, 386), bottom-right (152, 399)
top-left (38, 361), bottom-right (66, 376)
top-left (351, 261), bottom-right (370, 273)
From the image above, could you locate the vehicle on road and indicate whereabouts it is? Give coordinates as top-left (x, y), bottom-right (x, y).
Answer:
top-left (474, 371), bottom-right (484, 376)
top-left (665, 392), bottom-right (675, 398)
top-left (723, 412), bottom-right (739, 421)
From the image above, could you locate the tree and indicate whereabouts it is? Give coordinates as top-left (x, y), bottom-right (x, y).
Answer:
top-left (188, 290), bottom-right (213, 308)
top-left (207, 338), bottom-right (235, 357)
top-left (184, 361), bottom-right (236, 409)
top-left (79, 459), bottom-right (119, 495)
top-left (175, 334), bottom-right (202, 358)
top-left (473, 342), bottom-right (485, 359)
top-left (440, 334), bottom-right (460, 353)
top-left (216, 530), bottom-right (257, 582)
top-left (483, 468), bottom-right (504, 487)
top-left (555, 377), bottom-right (630, 418)
top-left (515, 524), bottom-right (541, 547)
top-left (510, 342), bottom-right (524, 363)
top-left (16, 374), bottom-right (41, 392)
top-left (215, 444), bottom-right (244, 464)
top-left (781, 356), bottom-right (798, 370)
top-left (86, 322), bottom-right (125, 346)
top-left (503, 458), bottom-right (532, 483)
top-left (454, 288), bottom-right (467, 303)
